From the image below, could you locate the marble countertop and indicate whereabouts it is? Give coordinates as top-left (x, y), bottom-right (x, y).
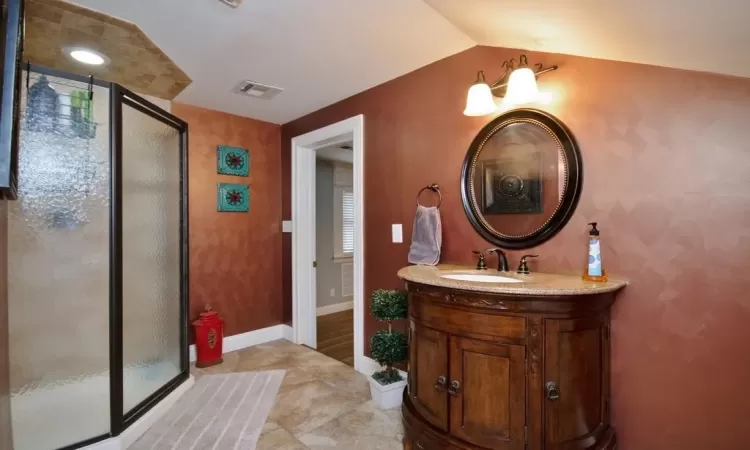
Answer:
top-left (397, 264), bottom-right (627, 296)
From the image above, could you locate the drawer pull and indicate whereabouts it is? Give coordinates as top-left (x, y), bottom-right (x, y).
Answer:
top-left (448, 380), bottom-right (461, 396)
top-left (546, 381), bottom-right (560, 400)
top-left (434, 376), bottom-right (447, 392)
top-left (416, 442), bottom-right (424, 449)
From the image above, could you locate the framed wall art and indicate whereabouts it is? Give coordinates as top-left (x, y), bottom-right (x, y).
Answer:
top-left (217, 145), bottom-right (249, 176)
top-left (217, 183), bottom-right (249, 212)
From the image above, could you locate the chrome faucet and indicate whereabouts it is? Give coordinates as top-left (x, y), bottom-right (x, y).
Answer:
top-left (486, 248), bottom-right (509, 272)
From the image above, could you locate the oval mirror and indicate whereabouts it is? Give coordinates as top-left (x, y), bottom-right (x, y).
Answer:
top-left (460, 108), bottom-right (582, 249)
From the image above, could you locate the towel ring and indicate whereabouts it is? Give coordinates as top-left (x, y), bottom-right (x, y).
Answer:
top-left (417, 184), bottom-right (442, 208)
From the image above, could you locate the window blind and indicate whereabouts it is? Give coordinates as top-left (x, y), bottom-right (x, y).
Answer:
top-left (342, 189), bottom-right (354, 254)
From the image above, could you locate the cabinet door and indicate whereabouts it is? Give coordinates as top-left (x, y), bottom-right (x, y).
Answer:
top-left (545, 317), bottom-right (609, 449)
top-left (449, 336), bottom-right (526, 450)
top-left (408, 321), bottom-right (449, 431)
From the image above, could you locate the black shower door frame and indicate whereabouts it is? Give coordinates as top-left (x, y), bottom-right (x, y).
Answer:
top-left (26, 65), bottom-right (190, 450)
top-left (109, 84), bottom-right (190, 437)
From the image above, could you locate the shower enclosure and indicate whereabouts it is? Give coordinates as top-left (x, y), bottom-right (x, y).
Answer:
top-left (8, 65), bottom-right (189, 450)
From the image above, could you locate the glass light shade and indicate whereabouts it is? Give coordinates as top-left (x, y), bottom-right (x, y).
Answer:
top-left (463, 82), bottom-right (497, 116)
top-left (70, 49), bottom-right (105, 65)
top-left (504, 67), bottom-right (539, 105)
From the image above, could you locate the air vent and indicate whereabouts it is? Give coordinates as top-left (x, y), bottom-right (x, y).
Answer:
top-left (232, 80), bottom-right (283, 100)
top-left (218, 0), bottom-right (243, 8)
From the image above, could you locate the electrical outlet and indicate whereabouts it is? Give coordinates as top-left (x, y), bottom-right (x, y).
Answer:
top-left (330, 288), bottom-right (336, 297)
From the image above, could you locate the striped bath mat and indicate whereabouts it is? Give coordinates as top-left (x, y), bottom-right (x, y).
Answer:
top-left (132, 370), bottom-right (285, 450)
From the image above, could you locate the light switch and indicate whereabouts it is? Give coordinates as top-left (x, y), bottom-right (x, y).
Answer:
top-left (392, 224), bottom-right (403, 243)
top-left (282, 220), bottom-right (292, 233)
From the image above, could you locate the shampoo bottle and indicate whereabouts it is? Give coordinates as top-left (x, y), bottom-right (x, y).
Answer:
top-left (583, 222), bottom-right (607, 282)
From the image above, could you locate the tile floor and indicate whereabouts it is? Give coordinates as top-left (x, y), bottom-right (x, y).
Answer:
top-left (192, 339), bottom-right (404, 449)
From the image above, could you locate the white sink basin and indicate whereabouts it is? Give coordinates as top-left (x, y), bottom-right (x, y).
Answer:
top-left (440, 273), bottom-right (524, 283)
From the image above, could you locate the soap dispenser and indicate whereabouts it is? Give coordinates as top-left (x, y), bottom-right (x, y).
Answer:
top-left (583, 222), bottom-right (607, 282)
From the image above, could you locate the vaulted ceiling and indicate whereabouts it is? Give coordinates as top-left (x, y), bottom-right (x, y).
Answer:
top-left (424, 0), bottom-right (750, 79)
top-left (69, 0), bottom-right (750, 125)
top-left (69, 0), bottom-right (474, 124)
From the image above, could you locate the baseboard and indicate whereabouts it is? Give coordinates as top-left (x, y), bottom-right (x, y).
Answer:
top-left (281, 324), bottom-right (294, 341)
top-left (189, 324), bottom-right (293, 363)
top-left (82, 376), bottom-right (195, 450)
top-left (357, 355), bottom-right (408, 379)
top-left (316, 300), bottom-right (353, 316)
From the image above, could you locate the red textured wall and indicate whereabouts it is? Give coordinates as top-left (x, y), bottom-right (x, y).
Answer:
top-left (281, 45), bottom-right (750, 450)
top-left (173, 103), bottom-right (283, 337)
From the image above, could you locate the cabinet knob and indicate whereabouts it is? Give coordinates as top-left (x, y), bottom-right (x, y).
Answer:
top-left (546, 381), bottom-right (560, 400)
top-left (448, 380), bottom-right (461, 396)
top-left (434, 376), bottom-right (447, 392)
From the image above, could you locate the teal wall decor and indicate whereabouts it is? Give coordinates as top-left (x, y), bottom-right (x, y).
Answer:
top-left (217, 145), bottom-right (249, 176)
top-left (217, 183), bottom-right (249, 212)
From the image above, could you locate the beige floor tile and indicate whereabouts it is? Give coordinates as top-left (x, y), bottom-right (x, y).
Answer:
top-left (268, 379), bottom-right (366, 437)
top-left (188, 339), bottom-right (404, 449)
top-left (298, 400), bottom-right (403, 449)
top-left (316, 365), bottom-right (372, 401)
top-left (253, 339), bottom-right (313, 357)
top-left (257, 421), bottom-right (309, 450)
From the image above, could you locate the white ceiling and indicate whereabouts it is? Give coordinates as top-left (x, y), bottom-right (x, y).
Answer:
top-left (70, 0), bottom-right (474, 124)
top-left (70, 0), bottom-right (750, 125)
top-left (424, 0), bottom-right (750, 79)
top-left (317, 142), bottom-right (353, 164)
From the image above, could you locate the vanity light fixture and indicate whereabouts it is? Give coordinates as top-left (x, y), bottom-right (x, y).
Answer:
top-left (66, 47), bottom-right (107, 66)
top-left (463, 71), bottom-right (497, 116)
top-left (463, 54), bottom-right (558, 116)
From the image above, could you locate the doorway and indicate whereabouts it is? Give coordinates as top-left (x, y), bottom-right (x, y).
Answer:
top-left (291, 115), bottom-right (365, 374)
top-left (315, 148), bottom-right (355, 365)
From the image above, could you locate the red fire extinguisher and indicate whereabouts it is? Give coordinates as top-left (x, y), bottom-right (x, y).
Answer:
top-left (192, 305), bottom-right (224, 368)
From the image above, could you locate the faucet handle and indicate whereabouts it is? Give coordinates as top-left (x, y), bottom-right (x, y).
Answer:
top-left (472, 251), bottom-right (487, 270)
top-left (517, 254), bottom-right (539, 274)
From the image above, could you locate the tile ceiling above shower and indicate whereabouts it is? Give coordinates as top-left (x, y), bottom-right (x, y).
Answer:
top-left (24, 0), bottom-right (192, 100)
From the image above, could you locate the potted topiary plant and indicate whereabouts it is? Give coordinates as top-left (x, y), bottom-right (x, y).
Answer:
top-left (368, 289), bottom-right (408, 409)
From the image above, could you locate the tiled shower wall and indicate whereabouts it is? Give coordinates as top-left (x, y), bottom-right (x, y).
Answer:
top-left (8, 74), bottom-right (177, 391)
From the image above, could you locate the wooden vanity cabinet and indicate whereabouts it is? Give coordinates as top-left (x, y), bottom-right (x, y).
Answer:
top-left (409, 322), bottom-right (449, 431)
top-left (402, 283), bottom-right (618, 450)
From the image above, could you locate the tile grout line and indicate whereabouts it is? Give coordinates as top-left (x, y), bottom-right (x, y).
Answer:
top-left (289, 395), bottom-right (369, 443)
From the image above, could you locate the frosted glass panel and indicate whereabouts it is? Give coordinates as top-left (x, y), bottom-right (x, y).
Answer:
top-left (121, 102), bottom-right (182, 414)
top-left (9, 72), bottom-right (111, 449)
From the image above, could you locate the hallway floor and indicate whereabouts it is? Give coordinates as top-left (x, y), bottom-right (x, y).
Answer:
top-left (316, 309), bottom-right (354, 366)
top-left (192, 339), bottom-right (403, 449)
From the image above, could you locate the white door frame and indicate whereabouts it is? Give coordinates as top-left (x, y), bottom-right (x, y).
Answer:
top-left (291, 115), bottom-right (365, 373)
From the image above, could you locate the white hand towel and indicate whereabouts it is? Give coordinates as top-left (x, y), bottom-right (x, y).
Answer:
top-left (408, 205), bottom-right (442, 266)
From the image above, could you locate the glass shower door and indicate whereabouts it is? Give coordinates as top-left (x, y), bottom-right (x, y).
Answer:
top-left (9, 65), bottom-right (189, 449)
top-left (9, 70), bottom-right (112, 450)
top-left (114, 87), bottom-right (188, 419)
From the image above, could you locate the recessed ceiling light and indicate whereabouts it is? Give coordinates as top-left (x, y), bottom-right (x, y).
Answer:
top-left (66, 47), bottom-right (107, 65)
